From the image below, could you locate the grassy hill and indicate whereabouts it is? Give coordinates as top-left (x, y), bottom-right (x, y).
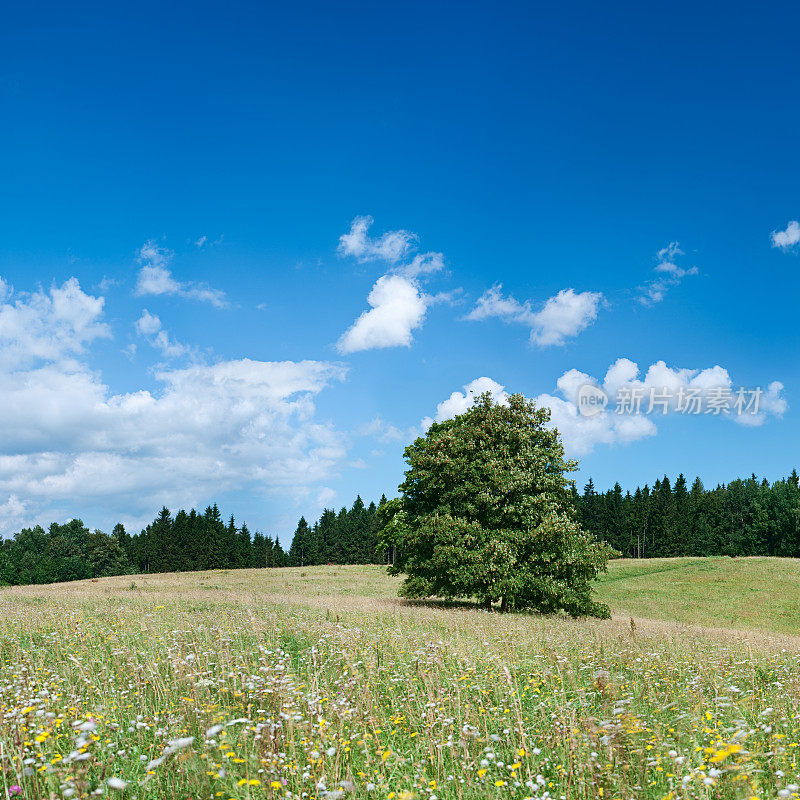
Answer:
top-left (597, 556), bottom-right (800, 635)
top-left (31, 555), bottom-right (800, 634)
top-left (75, 555), bottom-right (800, 635)
top-left (3, 558), bottom-right (800, 799)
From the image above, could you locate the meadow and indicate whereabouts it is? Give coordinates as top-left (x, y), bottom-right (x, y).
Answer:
top-left (2, 559), bottom-right (800, 799)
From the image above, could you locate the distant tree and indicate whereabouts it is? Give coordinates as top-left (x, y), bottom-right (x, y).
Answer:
top-left (236, 523), bottom-right (253, 568)
top-left (185, 509), bottom-right (205, 570)
top-left (149, 507), bottom-right (174, 573)
top-left (224, 516), bottom-right (238, 567)
top-left (381, 392), bottom-right (614, 617)
top-left (171, 511), bottom-right (192, 572)
top-left (288, 517), bottom-right (315, 566)
top-left (112, 522), bottom-right (132, 562)
top-left (204, 505), bottom-right (226, 568)
top-left (85, 530), bottom-right (131, 577)
top-left (252, 532), bottom-right (268, 567)
top-left (272, 539), bottom-right (288, 567)
top-left (316, 509), bottom-right (338, 563)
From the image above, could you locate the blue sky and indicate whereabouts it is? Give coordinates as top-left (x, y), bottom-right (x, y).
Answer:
top-left (1, 0), bottom-right (799, 541)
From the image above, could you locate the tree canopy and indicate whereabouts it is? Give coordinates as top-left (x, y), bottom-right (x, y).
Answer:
top-left (380, 392), bottom-right (614, 617)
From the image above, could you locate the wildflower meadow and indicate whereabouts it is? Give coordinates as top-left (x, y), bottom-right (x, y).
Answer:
top-left (1, 562), bottom-right (800, 800)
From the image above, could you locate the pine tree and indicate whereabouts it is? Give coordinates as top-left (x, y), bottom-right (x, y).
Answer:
top-left (204, 505), bottom-right (226, 568)
top-left (236, 523), bottom-right (253, 568)
top-left (289, 517), bottom-right (314, 566)
top-left (252, 532), bottom-right (268, 567)
top-left (149, 507), bottom-right (173, 573)
top-left (316, 509), bottom-right (337, 564)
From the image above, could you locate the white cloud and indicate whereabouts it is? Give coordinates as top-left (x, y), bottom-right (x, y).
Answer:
top-left (0, 277), bottom-right (110, 370)
top-left (135, 240), bottom-right (228, 308)
top-left (135, 309), bottom-right (162, 337)
top-left (734, 380), bottom-right (787, 427)
top-left (337, 275), bottom-right (429, 353)
top-left (135, 310), bottom-right (192, 359)
top-left (338, 216), bottom-right (417, 263)
top-left (530, 289), bottom-right (604, 346)
top-left (772, 220), bottom-right (800, 250)
top-left (423, 359), bottom-right (786, 457)
top-left (638, 242), bottom-right (698, 305)
top-left (464, 284), bottom-right (533, 323)
top-left (0, 494), bottom-right (27, 531)
top-left (0, 275), bottom-right (350, 534)
top-left (316, 487), bottom-right (337, 507)
top-left (465, 284), bottom-right (603, 346)
top-left (0, 358), bottom-right (348, 534)
top-left (401, 251), bottom-right (445, 278)
top-left (337, 217), bottom-right (448, 352)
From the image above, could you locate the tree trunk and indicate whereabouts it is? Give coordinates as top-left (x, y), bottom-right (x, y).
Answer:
top-left (483, 597), bottom-right (493, 612)
top-left (500, 596), bottom-right (508, 613)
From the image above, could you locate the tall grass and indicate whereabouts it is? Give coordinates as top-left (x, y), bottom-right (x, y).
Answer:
top-left (0, 564), bottom-right (799, 799)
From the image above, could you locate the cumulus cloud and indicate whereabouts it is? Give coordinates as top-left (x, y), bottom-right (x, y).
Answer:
top-left (465, 284), bottom-right (603, 346)
top-left (0, 358), bottom-right (348, 533)
top-left (135, 310), bottom-right (193, 359)
top-left (0, 276), bottom-right (349, 534)
top-left (771, 220), bottom-right (800, 250)
top-left (0, 277), bottom-right (110, 369)
top-left (338, 216), bottom-right (418, 263)
top-left (531, 289), bottom-right (604, 346)
top-left (638, 242), bottom-right (698, 305)
top-left (337, 274), bottom-right (429, 353)
top-left (135, 241), bottom-right (228, 308)
top-left (337, 217), bottom-right (448, 352)
top-left (424, 359), bottom-right (786, 457)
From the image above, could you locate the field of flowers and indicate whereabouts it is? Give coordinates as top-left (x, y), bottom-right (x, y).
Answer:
top-left (2, 563), bottom-right (800, 800)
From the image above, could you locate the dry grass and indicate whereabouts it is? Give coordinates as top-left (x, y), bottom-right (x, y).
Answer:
top-left (2, 561), bottom-right (800, 799)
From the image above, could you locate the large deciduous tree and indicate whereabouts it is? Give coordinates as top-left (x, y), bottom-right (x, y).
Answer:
top-left (381, 392), bottom-right (614, 617)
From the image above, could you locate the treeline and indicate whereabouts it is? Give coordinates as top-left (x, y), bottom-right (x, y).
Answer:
top-left (0, 519), bottom-right (132, 585)
top-left (0, 496), bottom-right (386, 586)
top-left (127, 495), bottom-right (386, 573)
top-left (576, 470), bottom-right (800, 558)
top-left (287, 495), bottom-right (386, 566)
top-left (5, 470), bottom-right (800, 586)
